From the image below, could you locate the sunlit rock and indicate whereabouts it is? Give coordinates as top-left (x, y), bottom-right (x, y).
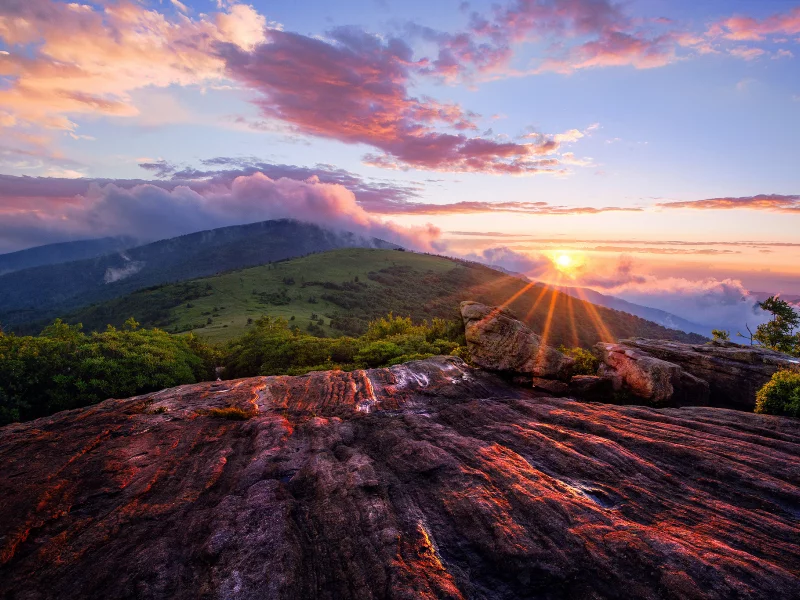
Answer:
top-left (596, 342), bottom-right (710, 406)
top-left (460, 301), bottom-right (574, 381)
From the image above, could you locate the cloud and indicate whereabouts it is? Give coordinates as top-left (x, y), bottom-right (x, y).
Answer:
top-left (0, 172), bottom-right (441, 253)
top-left (0, 1), bottom-right (268, 131)
top-left (589, 246), bottom-right (740, 255)
top-left (462, 246), bottom-right (550, 276)
top-left (219, 27), bottom-right (564, 174)
top-left (658, 194), bottom-right (800, 213)
top-left (570, 255), bottom-right (769, 332)
top-left (468, 0), bottom-right (677, 74)
top-left (357, 199), bottom-right (640, 216)
top-left (730, 47), bottom-right (766, 61)
top-left (710, 7), bottom-right (800, 42)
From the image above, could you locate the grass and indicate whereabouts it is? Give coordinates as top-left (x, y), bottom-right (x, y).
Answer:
top-left (64, 248), bottom-right (707, 349)
top-left (204, 406), bottom-right (258, 420)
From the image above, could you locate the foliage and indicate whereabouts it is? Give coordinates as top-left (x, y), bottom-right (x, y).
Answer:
top-left (711, 329), bottom-right (730, 342)
top-left (755, 370), bottom-right (800, 418)
top-left (221, 314), bottom-right (464, 379)
top-left (558, 346), bottom-right (599, 376)
top-left (749, 296), bottom-right (800, 356)
top-left (0, 320), bottom-right (218, 425)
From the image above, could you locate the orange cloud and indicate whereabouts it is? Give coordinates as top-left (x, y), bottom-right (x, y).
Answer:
top-left (0, 0), bottom-right (267, 130)
top-left (658, 194), bottom-right (800, 213)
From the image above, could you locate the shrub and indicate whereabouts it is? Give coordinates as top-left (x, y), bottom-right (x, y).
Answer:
top-left (558, 346), bottom-right (599, 376)
top-left (0, 320), bottom-right (217, 425)
top-left (755, 370), bottom-right (800, 418)
top-left (712, 329), bottom-right (730, 342)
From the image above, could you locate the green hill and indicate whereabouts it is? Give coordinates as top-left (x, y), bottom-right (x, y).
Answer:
top-left (0, 220), bottom-right (397, 329)
top-left (60, 248), bottom-right (706, 347)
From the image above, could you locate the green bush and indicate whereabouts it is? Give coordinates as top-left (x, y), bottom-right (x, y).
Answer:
top-left (0, 319), bottom-right (218, 425)
top-left (558, 345), bottom-right (599, 376)
top-left (755, 370), bottom-right (800, 418)
top-left (222, 314), bottom-right (465, 378)
top-left (1, 313), bottom-right (466, 425)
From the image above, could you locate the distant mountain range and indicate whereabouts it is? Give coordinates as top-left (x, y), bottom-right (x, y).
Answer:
top-left (551, 285), bottom-right (712, 337)
top-left (0, 220), bottom-right (709, 346)
top-left (51, 247), bottom-right (707, 348)
top-left (0, 236), bottom-right (137, 276)
top-left (0, 220), bottom-right (397, 329)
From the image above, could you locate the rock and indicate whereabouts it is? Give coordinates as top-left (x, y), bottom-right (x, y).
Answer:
top-left (596, 342), bottom-right (710, 406)
top-left (532, 377), bottom-right (570, 396)
top-left (461, 301), bottom-right (574, 380)
top-left (1, 356), bottom-right (799, 599)
top-left (568, 375), bottom-right (614, 401)
top-left (618, 338), bottom-right (800, 410)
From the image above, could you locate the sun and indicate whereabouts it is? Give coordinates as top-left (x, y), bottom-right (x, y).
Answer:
top-left (550, 251), bottom-right (583, 275)
top-left (555, 253), bottom-right (573, 269)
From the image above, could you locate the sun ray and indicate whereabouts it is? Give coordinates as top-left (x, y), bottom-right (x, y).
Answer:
top-left (572, 286), bottom-right (615, 342)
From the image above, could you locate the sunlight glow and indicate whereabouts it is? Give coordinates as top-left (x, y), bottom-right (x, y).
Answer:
top-left (551, 251), bottom-right (583, 275)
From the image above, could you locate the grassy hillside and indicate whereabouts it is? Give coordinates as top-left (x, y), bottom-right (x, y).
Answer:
top-left (61, 248), bottom-right (706, 347)
top-left (0, 220), bottom-right (396, 329)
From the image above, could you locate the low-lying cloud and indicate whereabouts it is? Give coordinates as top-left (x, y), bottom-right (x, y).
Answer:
top-left (0, 173), bottom-right (442, 253)
top-left (571, 256), bottom-right (769, 333)
top-left (462, 246), bottom-right (551, 276)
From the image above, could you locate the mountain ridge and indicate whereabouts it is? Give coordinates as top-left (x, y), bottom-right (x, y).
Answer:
top-left (0, 220), bottom-right (398, 329)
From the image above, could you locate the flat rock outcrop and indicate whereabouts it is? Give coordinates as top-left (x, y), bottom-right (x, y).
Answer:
top-left (2, 356), bottom-right (799, 599)
top-left (461, 301), bottom-right (574, 380)
top-left (617, 338), bottom-right (800, 410)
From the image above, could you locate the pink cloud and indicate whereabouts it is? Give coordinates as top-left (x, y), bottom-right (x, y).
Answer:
top-left (220, 28), bottom-right (562, 174)
top-left (0, 172), bottom-right (442, 253)
top-left (658, 194), bottom-right (800, 213)
top-left (712, 7), bottom-right (800, 42)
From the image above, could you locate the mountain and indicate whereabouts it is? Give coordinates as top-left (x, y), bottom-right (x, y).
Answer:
top-left (55, 248), bottom-right (707, 348)
top-left (1, 357), bottom-right (797, 599)
top-left (0, 220), bottom-right (397, 329)
top-left (553, 284), bottom-right (711, 336)
top-left (0, 236), bottom-right (137, 275)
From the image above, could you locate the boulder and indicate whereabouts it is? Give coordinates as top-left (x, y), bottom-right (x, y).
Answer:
top-left (460, 301), bottom-right (574, 381)
top-left (619, 338), bottom-right (800, 410)
top-left (596, 342), bottom-right (710, 406)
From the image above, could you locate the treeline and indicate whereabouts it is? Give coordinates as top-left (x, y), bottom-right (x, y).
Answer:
top-left (0, 314), bottom-right (467, 425)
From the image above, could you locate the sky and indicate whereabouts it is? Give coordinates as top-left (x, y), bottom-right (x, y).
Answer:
top-left (0, 0), bottom-right (799, 331)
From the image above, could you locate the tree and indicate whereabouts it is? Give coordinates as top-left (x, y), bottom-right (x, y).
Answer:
top-left (751, 296), bottom-right (800, 356)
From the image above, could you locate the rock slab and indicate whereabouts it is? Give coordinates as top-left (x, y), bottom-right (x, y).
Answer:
top-left (1, 356), bottom-right (799, 599)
